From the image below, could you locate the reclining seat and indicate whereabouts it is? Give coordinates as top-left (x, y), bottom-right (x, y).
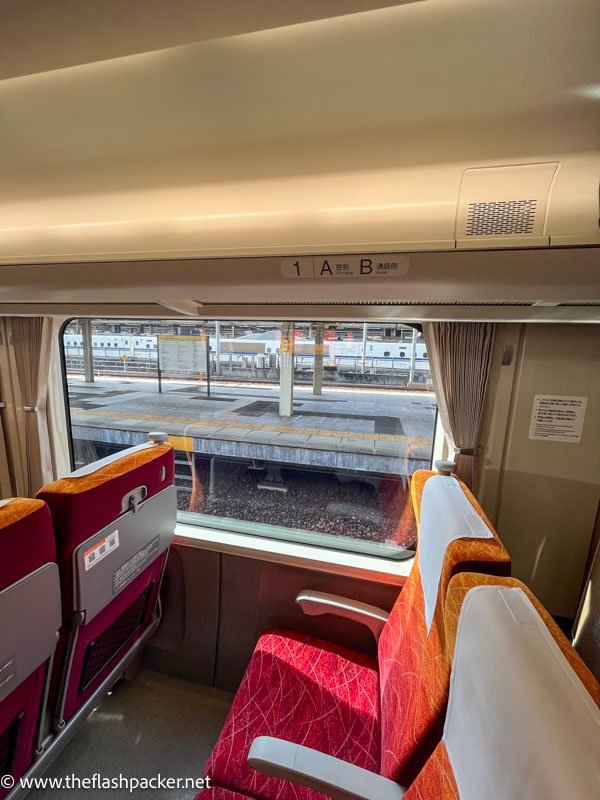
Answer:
top-left (401, 576), bottom-right (600, 800)
top-left (244, 574), bottom-right (600, 800)
top-left (37, 433), bottom-right (176, 728)
top-left (199, 467), bottom-right (510, 800)
top-left (0, 498), bottom-right (61, 800)
top-left (573, 538), bottom-right (600, 682)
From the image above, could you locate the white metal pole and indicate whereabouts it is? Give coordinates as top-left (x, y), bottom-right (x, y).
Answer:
top-left (279, 322), bottom-right (295, 417)
top-left (313, 323), bottom-right (324, 395)
top-left (82, 319), bottom-right (94, 383)
top-left (215, 320), bottom-right (221, 376)
top-left (408, 328), bottom-right (417, 384)
top-left (361, 323), bottom-right (368, 373)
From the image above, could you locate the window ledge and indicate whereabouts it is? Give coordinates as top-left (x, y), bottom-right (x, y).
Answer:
top-left (174, 522), bottom-right (413, 586)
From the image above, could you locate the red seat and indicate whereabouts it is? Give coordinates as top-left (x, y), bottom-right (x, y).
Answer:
top-left (200, 470), bottom-right (511, 800)
top-left (37, 436), bottom-right (176, 726)
top-left (206, 630), bottom-right (380, 800)
top-left (0, 498), bottom-right (61, 800)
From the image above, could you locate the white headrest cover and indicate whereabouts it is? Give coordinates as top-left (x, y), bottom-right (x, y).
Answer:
top-left (418, 476), bottom-right (493, 631)
top-left (67, 441), bottom-right (157, 478)
top-left (445, 586), bottom-right (600, 800)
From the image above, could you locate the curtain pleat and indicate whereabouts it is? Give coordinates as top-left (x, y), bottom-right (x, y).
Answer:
top-left (11, 317), bottom-right (47, 495)
top-left (424, 322), bottom-right (495, 488)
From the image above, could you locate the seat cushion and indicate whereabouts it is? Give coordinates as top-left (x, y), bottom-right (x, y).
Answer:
top-left (206, 629), bottom-right (380, 800)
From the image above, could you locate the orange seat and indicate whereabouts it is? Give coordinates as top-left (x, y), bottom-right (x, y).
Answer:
top-left (404, 574), bottom-right (600, 800)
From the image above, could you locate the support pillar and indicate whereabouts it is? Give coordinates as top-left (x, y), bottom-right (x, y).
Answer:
top-left (215, 320), bottom-right (221, 376)
top-left (408, 328), bottom-right (417, 384)
top-left (313, 323), bottom-right (324, 395)
top-left (82, 319), bottom-right (94, 383)
top-left (279, 321), bottom-right (295, 417)
top-left (361, 322), bottom-right (368, 373)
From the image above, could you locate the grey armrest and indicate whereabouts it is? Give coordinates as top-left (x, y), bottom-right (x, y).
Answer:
top-left (248, 737), bottom-right (404, 800)
top-left (296, 590), bottom-right (389, 642)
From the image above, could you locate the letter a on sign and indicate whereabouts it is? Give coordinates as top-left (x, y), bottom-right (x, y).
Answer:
top-left (319, 260), bottom-right (333, 275)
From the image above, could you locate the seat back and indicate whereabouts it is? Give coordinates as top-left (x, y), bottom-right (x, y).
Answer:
top-left (377, 470), bottom-right (511, 785)
top-left (405, 578), bottom-right (600, 800)
top-left (0, 498), bottom-right (61, 798)
top-left (573, 538), bottom-right (600, 682)
top-left (37, 434), bottom-right (176, 725)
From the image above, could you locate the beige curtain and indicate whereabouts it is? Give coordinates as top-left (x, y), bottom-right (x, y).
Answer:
top-left (424, 322), bottom-right (495, 489)
top-left (10, 317), bottom-right (53, 495)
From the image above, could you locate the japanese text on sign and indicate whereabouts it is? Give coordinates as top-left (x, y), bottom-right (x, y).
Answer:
top-left (281, 255), bottom-right (410, 279)
top-left (158, 335), bottom-right (208, 373)
top-left (529, 395), bottom-right (587, 443)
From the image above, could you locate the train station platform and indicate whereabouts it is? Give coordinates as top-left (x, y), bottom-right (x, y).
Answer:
top-left (68, 377), bottom-right (436, 476)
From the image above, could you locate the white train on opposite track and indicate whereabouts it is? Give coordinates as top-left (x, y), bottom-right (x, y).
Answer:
top-left (63, 331), bottom-right (430, 374)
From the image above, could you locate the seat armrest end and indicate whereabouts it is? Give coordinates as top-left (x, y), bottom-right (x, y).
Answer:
top-left (296, 590), bottom-right (390, 642)
top-left (248, 737), bottom-right (404, 800)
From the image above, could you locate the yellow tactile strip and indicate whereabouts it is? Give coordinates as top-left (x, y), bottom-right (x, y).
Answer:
top-left (71, 407), bottom-right (430, 445)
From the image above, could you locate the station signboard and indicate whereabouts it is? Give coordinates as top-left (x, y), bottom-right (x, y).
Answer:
top-left (158, 335), bottom-right (208, 373)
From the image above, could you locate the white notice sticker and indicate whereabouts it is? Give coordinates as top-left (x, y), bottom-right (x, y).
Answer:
top-left (83, 530), bottom-right (120, 571)
top-left (528, 395), bottom-right (587, 443)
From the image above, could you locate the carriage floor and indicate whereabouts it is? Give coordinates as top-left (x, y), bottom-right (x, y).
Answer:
top-left (27, 670), bottom-right (232, 800)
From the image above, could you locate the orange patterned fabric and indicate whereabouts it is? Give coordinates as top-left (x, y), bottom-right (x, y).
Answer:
top-left (0, 497), bottom-right (46, 529)
top-left (444, 573), bottom-right (600, 708)
top-left (404, 743), bottom-right (459, 800)
top-left (40, 444), bottom-right (172, 495)
top-left (377, 470), bottom-right (510, 785)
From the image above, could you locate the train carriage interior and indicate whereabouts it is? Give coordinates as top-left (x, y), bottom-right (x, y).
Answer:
top-left (0, 1), bottom-right (599, 798)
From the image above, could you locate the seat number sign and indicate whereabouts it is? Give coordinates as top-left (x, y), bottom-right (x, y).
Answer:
top-left (281, 255), bottom-right (410, 279)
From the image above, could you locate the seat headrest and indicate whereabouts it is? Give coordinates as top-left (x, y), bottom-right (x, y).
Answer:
top-left (418, 475), bottom-right (493, 631)
top-left (444, 585), bottom-right (600, 800)
top-left (67, 433), bottom-right (169, 478)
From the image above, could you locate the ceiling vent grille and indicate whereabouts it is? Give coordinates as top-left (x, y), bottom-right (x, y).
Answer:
top-left (465, 199), bottom-right (537, 236)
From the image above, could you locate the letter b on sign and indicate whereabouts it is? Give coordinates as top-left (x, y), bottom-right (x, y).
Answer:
top-left (360, 259), bottom-right (373, 274)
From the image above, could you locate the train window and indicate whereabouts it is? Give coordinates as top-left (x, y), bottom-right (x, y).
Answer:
top-left (61, 319), bottom-right (437, 556)
top-left (423, 351), bottom-right (427, 358)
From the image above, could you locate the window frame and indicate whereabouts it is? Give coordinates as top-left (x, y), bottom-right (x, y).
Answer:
top-left (59, 317), bottom-right (438, 562)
